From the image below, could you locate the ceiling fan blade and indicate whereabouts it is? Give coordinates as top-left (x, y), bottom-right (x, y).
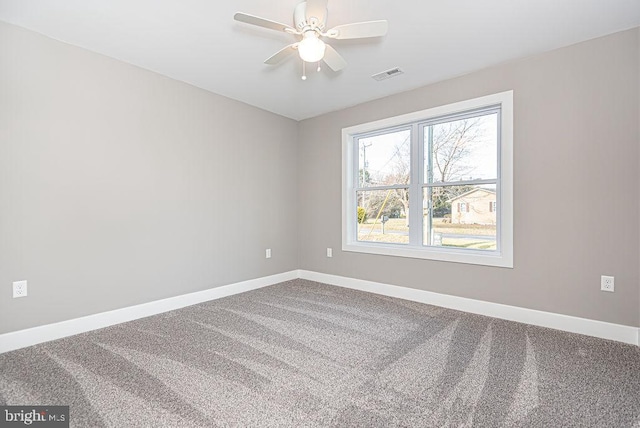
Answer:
top-left (323, 45), bottom-right (347, 71)
top-left (264, 44), bottom-right (298, 65)
top-left (234, 12), bottom-right (296, 33)
top-left (325, 20), bottom-right (388, 39)
top-left (305, 0), bottom-right (328, 26)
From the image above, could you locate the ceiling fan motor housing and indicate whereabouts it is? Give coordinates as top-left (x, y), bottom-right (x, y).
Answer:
top-left (294, 1), bottom-right (326, 31)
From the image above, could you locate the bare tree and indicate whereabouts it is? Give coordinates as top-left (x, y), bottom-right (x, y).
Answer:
top-left (380, 136), bottom-right (411, 225)
top-left (429, 118), bottom-right (486, 215)
top-left (382, 119), bottom-right (487, 221)
top-left (364, 118), bottom-right (486, 225)
top-left (431, 118), bottom-right (484, 183)
top-left (391, 142), bottom-right (410, 225)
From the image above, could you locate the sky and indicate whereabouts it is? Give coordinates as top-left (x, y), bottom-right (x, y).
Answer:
top-left (358, 112), bottom-right (498, 186)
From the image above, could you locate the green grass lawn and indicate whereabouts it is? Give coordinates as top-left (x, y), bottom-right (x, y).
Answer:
top-left (357, 217), bottom-right (496, 249)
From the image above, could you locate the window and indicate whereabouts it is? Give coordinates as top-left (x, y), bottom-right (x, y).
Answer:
top-left (342, 91), bottom-right (513, 267)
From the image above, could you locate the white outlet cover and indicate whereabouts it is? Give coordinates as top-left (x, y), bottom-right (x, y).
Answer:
top-left (13, 280), bottom-right (28, 298)
top-left (600, 275), bottom-right (614, 292)
top-left (265, 249), bottom-right (271, 259)
top-left (327, 248), bottom-right (333, 257)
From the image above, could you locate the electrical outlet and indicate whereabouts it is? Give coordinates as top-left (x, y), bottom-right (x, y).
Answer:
top-left (326, 248), bottom-right (333, 258)
top-left (13, 280), bottom-right (28, 298)
top-left (600, 275), bottom-right (614, 292)
top-left (265, 248), bottom-right (271, 259)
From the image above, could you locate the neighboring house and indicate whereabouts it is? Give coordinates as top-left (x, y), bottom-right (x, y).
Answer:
top-left (449, 188), bottom-right (496, 225)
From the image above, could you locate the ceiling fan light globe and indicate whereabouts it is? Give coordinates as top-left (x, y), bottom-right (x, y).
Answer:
top-left (298, 36), bottom-right (326, 63)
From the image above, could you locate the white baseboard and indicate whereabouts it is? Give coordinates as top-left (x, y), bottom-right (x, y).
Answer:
top-left (1, 269), bottom-right (637, 354)
top-left (298, 270), bottom-right (640, 346)
top-left (0, 270), bottom-right (298, 354)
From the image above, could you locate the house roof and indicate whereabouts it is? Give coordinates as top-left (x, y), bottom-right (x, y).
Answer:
top-left (448, 188), bottom-right (496, 203)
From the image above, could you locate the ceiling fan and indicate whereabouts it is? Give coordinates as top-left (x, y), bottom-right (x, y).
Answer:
top-left (234, 0), bottom-right (388, 79)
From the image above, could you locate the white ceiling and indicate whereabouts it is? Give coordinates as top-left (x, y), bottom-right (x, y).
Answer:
top-left (1, 0), bottom-right (639, 120)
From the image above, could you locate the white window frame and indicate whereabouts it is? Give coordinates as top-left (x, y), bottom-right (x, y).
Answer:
top-left (342, 91), bottom-right (513, 268)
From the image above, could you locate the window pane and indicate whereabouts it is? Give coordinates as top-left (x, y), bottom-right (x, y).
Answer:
top-left (358, 129), bottom-right (411, 187)
top-left (356, 189), bottom-right (409, 244)
top-left (424, 113), bottom-right (498, 183)
top-left (424, 185), bottom-right (497, 250)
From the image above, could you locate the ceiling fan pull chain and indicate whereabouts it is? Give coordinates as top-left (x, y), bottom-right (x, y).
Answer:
top-left (317, 62), bottom-right (321, 72)
top-left (301, 61), bottom-right (307, 80)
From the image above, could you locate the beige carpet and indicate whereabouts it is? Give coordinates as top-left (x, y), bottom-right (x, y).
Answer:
top-left (1, 279), bottom-right (639, 427)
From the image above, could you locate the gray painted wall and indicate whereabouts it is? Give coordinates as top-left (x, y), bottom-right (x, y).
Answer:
top-left (0, 22), bottom-right (299, 334)
top-left (298, 28), bottom-right (640, 327)
top-left (1, 21), bottom-right (639, 335)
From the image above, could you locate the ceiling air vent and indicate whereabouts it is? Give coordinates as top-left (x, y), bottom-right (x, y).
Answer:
top-left (371, 67), bottom-right (404, 81)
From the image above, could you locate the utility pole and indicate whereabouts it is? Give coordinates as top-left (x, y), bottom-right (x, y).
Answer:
top-left (361, 142), bottom-right (372, 208)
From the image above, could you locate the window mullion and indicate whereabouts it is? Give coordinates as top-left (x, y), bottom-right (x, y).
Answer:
top-left (353, 136), bottom-right (361, 242)
top-left (355, 184), bottom-right (413, 192)
top-left (409, 123), bottom-right (422, 246)
top-left (425, 125), bottom-right (433, 246)
top-left (425, 178), bottom-right (498, 187)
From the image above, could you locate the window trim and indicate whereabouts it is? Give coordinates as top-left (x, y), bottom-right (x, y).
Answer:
top-left (342, 91), bottom-right (513, 268)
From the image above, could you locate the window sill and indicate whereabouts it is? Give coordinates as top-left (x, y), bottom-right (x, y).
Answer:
top-left (342, 242), bottom-right (513, 268)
